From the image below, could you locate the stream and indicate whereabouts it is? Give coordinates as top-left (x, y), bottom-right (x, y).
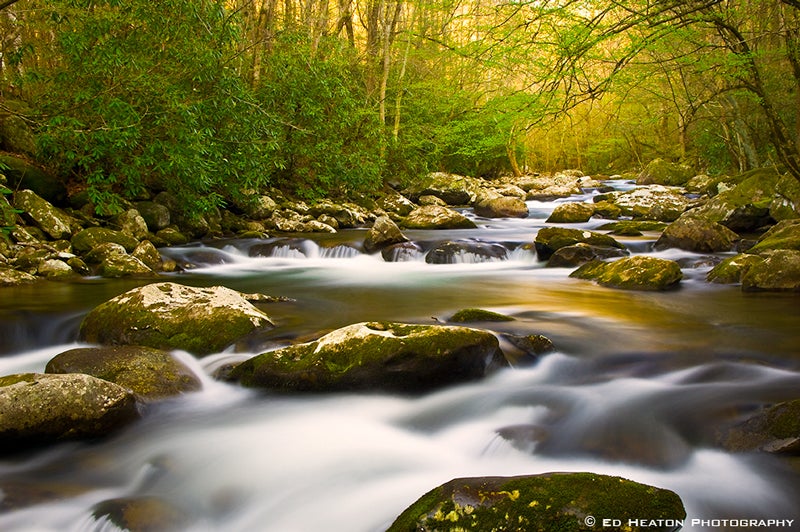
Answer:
top-left (1, 181), bottom-right (799, 531)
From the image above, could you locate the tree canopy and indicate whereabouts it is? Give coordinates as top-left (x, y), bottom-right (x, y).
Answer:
top-left (1, 0), bottom-right (799, 212)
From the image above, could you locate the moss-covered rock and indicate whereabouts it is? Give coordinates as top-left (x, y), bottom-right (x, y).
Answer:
top-left (0, 373), bottom-right (139, 453)
top-left (46, 345), bottom-right (202, 400)
top-left (37, 258), bottom-right (76, 279)
top-left (546, 202), bottom-right (595, 223)
top-left (228, 321), bottom-right (507, 394)
top-left (547, 243), bottom-right (628, 268)
top-left (403, 205), bottom-right (478, 230)
top-left (13, 189), bottom-right (76, 240)
top-left (706, 254), bottom-right (764, 284)
top-left (534, 227), bottom-right (625, 261)
top-left (771, 174), bottom-right (800, 221)
top-left (499, 333), bottom-right (556, 366)
top-left (747, 219), bottom-right (800, 254)
top-left (690, 168), bottom-right (781, 231)
top-left (135, 200), bottom-right (171, 231)
top-left (654, 215), bottom-right (739, 252)
top-left (449, 308), bottom-right (515, 323)
top-left (0, 267), bottom-right (37, 286)
top-left (721, 399), bottom-right (800, 454)
top-left (79, 282), bottom-right (275, 356)
top-left (71, 227), bottom-right (139, 254)
top-left (741, 250), bottom-right (800, 292)
top-left (610, 185), bottom-right (690, 222)
top-left (473, 196), bottom-right (529, 218)
top-left (378, 191), bottom-right (416, 216)
top-left (98, 254), bottom-right (155, 278)
top-left (598, 220), bottom-right (668, 236)
top-left (387, 473), bottom-right (686, 532)
top-left (570, 256), bottom-right (682, 291)
top-left (92, 496), bottom-right (191, 532)
top-left (364, 215), bottom-right (409, 253)
top-left (132, 240), bottom-right (163, 271)
top-left (636, 158), bottom-right (694, 186)
top-left (402, 172), bottom-right (479, 205)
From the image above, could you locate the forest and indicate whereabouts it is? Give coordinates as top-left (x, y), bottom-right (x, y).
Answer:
top-left (1, 0), bottom-right (800, 214)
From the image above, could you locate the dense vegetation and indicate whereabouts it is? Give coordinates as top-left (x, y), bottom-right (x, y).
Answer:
top-left (1, 0), bottom-right (800, 214)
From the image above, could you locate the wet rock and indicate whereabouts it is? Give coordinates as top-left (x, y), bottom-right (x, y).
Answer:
top-left (500, 333), bottom-right (555, 366)
top-left (0, 373), bottom-right (139, 453)
top-left (46, 345), bottom-right (202, 400)
top-left (546, 202), bottom-right (594, 223)
top-left (13, 189), bottom-right (75, 240)
top-left (534, 227), bottom-right (625, 261)
top-left (706, 254), bottom-right (764, 284)
top-left (592, 200), bottom-right (622, 219)
top-left (0, 267), bottom-right (37, 286)
top-left (98, 254), bottom-right (155, 278)
top-left (364, 215), bottom-right (409, 253)
top-left (79, 282), bottom-right (275, 356)
top-left (611, 185), bottom-right (690, 222)
top-left (403, 205), bottom-right (477, 230)
top-left (37, 258), bottom-right (75, 279)
top-left (547, 243), bottom-right (628, 267)
top-left (721, 399), bottom-right (800, 455)
top-left (381, 241), bottom-right (425, 262)
top-left (425, 240), bottom-right (508, 264)
top-left (135, 201), bottom-right (171, 231)
top-left (741, 250), bottom-right (800, 292)
top-left (228, 321), bottom-right (507, 394)
top-left (387, 473), bottom-right (686, 532)
top-left (473, 196), bottom-right (529, 218)
top-left (72, 227), bottom-right (139, 254)
top-left (249, 238), bottom-right (311, 258)
top-left (636, 158), bottom-right (694, 186)
top-left (132, 240), bottom-right (163, 271)
top-left (654, 215), bottom-right (739, 252)
top-left (570, 256), bottom-right (682, 291)
top-left (598, 220), bottom-right (668, 236)
top-left (92, 496), bottom-right (192, 532)
top-left (449, 308), bottom-right (514, 322)
top-left (747, 219), bottom-right (800, 253)
top-left (690, 168), bottom-right (781, 231)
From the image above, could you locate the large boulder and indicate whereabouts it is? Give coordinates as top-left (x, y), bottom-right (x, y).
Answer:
top-left (706, 254), bottom-right (765, 284)
top-left (363, 215), bottom-right (409, 253)
top-left (227, 321), bottom-right (507, 394)
top-left (570, 256), bottom-right (683, 291)
top-left (534, 227), bottom-right (625, 261)
top-left (387, 473), bottom-right (686, 532)
top-left (79, 282), bottom-right (275, 356)
top-left (71, 227), bottom-right (139, 254)
top-left (741, 250), bottom-right (800, 292)
top-left (98, 254), bottom-right (155, 278)
top-left (654, 215), bottom-right (739, 252)
top-left (134, 201), bottom-right (171, 231)
top-left (546, 202), bottom-right (595, 223)
top-left (425, 240), bottom-right (508, 264)
top-left (747, 219), bottom-right (800, 254)
top-left (403, 205), bottom-right (477, 230)
top-left (0, 373), bottom-right (139, 453)
top-left (690, 168), bottom-right (781, 231)
top-left (377, 191), bottom-right (416, 216)
top-left (636, 158), bottom-right (694, 186)
top-left (0, 267), bottom-right (37, 286)
top-left (13, 189), bottom-right (75, 240)
top-left (402, 172), bottom-right (478, 205)
top-left (608, 185), bottom-right (690, 222)
top-left (771, 174), bottom-right (800, 221)
top-left (46, 345), bottom-right (202, 400)
top-left (473, 196), bottom-right (529, 218)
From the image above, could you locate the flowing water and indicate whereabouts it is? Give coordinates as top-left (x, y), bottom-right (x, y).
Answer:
top-left (1, 182), bottom-right (799, 531)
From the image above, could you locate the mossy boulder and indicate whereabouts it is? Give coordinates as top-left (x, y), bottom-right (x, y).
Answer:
top-left (364, 215), bottom-right (409, 253)
top-left (387, 473), bottom-right (686, 532)
top-left (92, 496), bottom-right (191, 532)
top-left (721, 399), bottom-right (800, 454)
top-left (228, 321), bottom-right (507, 394)
top-left (546, 202), bottom-right (595, 223)
top-left (98, 254), bottom-right (155, 278)
top-left (771, 174), bottom-right (800, 221)
top-left (37, 258), bottom-right (76, 279)
top-left (570, 256), bottom-right (682, 291)
top-left (46, 345), bottom-right (202, 400)
top-left (473, 196), bottom-right (529, 218)
top-left (0, 267), bottom-right (37, 286)
top-left (636, 158), bottom-right (694, 186)
top-left (449, 308), bottom-right (515, 323)
top-left (610, 185), bottom-right (690, 222)
top-left (547, 243), bottom-right (628, 268)
top-left (0, 373), bottom-right (139, 453)
top-left (690, 168), bottom-right (781, 231)
top-left (403, 205), bottom-right (478, 230)
top-left (71, 227), bottom-right (139, 254)
top-left (598, 220), bottom-right (668, 236)
top-left (741, 250), bottom-right (800, 292)
top-left (134, 200), bottom-right (171, 231)
top-left (746, 219), bottom-right (800, 254)
top-left (403, 172), bottom-right (478, 205)
top-left (13, 189), bottom-right (76, 240)
top-left (534, 227), bottom-right (625, 261)
top-left (79, 282), bottom-right (275, 356)
top-left (706, 254), bottom-right (764, 284)
top-left (654, 215), bottom-right (739, 252)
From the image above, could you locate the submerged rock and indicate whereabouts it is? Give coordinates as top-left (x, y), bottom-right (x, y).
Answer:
top-left (448, 308), bottom-right (515, 323)
top-left (387, 472), bottom-right (686, 532)
top-left (0, 373), bottom-right (139, 453)
top-left (46, 346), bottom-right (202, 400)
top-left (79, 282), bottom-right (275, 356)
top-left (534, 227), bottom-right (625, 261)
top-left (228, 321), bottom-right (506, 394)
top-left (570, 256), bottom-right (682, 291)
top-left (92, 496), bottom-right (192, 532)
top-left (403, 205), bottom-right (477, 230)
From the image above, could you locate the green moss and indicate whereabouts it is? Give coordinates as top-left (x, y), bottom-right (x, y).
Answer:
top-left (449, 308), bottom-right (515, 323)
top-left (747, 220), bottom-right (800, 253)
top-left (706, 254), bottom-right (764, 284)
top-left (571, 257), bottom-right (682, 291)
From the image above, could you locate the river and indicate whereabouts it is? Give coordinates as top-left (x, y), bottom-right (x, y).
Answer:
top-left (1, 182), bottom-right (799, 531)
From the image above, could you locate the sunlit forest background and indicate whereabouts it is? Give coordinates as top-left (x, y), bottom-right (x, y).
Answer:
top-left (1, 0), bottom-right (799, 213)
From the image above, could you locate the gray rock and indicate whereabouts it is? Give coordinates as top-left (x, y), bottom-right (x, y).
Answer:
top-left (570, 256), bottom-right (682, 291)
top-left (98, 254), bottom-right (155, 278)
top-left (534, 227), bottom-right (625, 260)
top-left (13, 189), bottom-right (75, 240)
top-left (364, 215), bottom-right (409, 253)
top-left (473, 196), bottom-right (529, 218)
top-left (72, 227), bottom-right (139, 254)
top-left (135, 201), bottom-right (171, 231)
top-left (546, 202), bottom-right (594, 223)
top-left (403, 205), bottom-right (477, 230)
top-left (654, 215), bottom-right (739, 252)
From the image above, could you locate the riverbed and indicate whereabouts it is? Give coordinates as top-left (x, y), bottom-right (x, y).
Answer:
top-left (1, 183), bottom-right (799, 531)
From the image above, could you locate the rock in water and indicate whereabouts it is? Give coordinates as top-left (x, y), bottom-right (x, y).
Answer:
top-left (228, 321), bottom-right (506, 393)
top-left (0, 373), bottom-right (138, 452)
top-left (387, 472), bottom-right (686, 532)
top-left (570, 256), bottom-right (682, 291)
top-left (79, 282), bottom-right (275, 356)
top-left (403, 205), bottom-right (477, 230)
